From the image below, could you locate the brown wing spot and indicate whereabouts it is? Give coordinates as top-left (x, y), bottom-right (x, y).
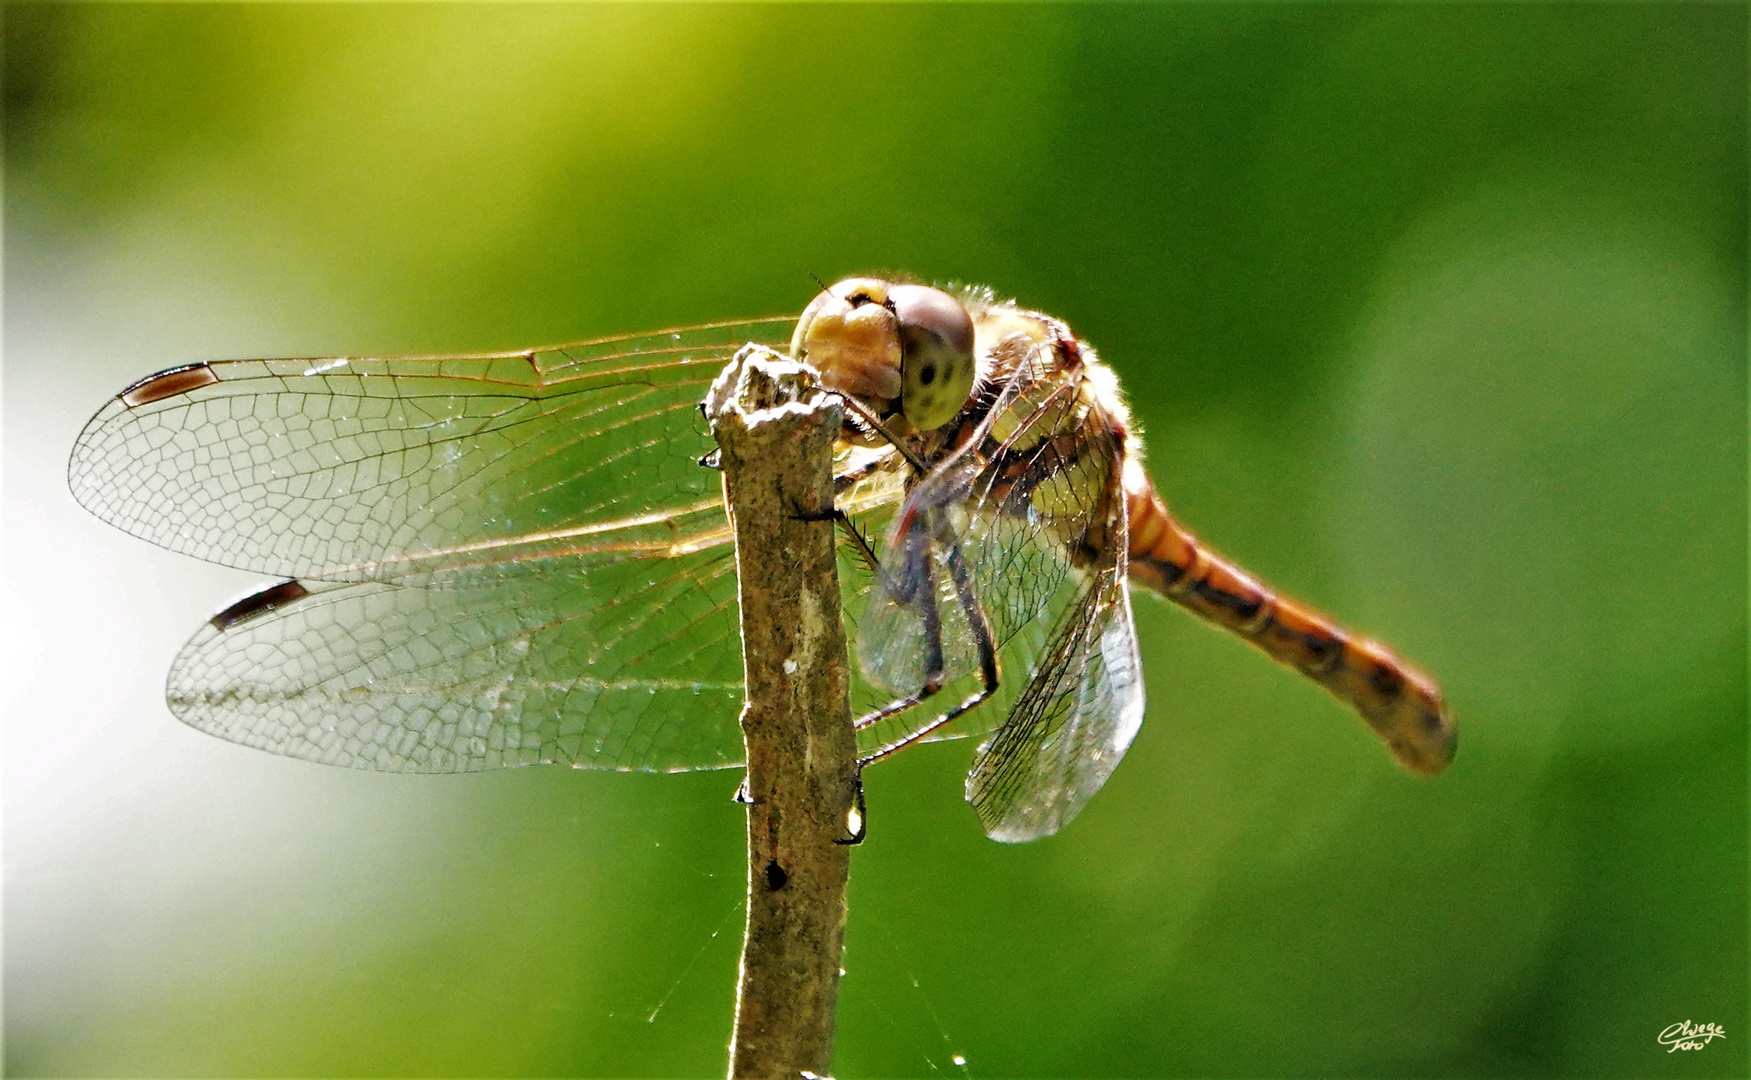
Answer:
top-left (121, 363), bottom-right (218, 407)
top-left (210, 579), bottom-right (310, 631)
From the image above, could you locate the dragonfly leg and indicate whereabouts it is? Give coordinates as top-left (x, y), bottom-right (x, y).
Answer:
top-left (824, 390), bottom-right (930, 476)
top-left (856, 528), bottom-right (1002, 768)
top-left (787, 499), bottom-right (881, 575)
top-left (857, 681), bottom-right (997, 770)
top-left (834, 512), bottom-right (881, 575)
top-left (855, 551), bottom-right (949, 731)
top-left (842, 551), bottom-right (952, 845)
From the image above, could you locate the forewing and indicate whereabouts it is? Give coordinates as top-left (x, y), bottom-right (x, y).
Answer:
top-left (965, 564), bottom-right (1146, 842)
top-left (169, 548), bottom-right (747, 773)
top-left (68, 318), bottom-right (793, 581)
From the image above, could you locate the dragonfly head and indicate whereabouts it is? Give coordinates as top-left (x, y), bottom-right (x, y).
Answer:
top-left (792, 278), bottom-right (975, 433)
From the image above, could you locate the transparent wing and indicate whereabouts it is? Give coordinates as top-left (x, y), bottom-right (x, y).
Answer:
top-left (72, 317), bottom-right (803, 773)
top-left (856, 349), bottom-right (1115, 706)
top-left (852, 341), bottom-right (1145, 834)
top-left (169, 549), bottom-right (747, 773)
top-left (68, 317), bottom-right (794, 582)
top-left (965, 561), bottom-right (1145, 842)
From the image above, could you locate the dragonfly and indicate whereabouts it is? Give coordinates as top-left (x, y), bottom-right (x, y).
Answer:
top-left (69, 277), bottom-right (1455, 842)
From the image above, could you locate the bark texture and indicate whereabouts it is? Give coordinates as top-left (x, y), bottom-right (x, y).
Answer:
top-left (706, 347), bottom-right (857, 1080)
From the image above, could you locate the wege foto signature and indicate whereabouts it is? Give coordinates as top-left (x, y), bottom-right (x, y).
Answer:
top-left (1658, 1021), bottom-right (1726, 1052)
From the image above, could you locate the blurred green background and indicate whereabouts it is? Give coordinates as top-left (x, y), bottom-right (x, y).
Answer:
top-left (5, 4), bottom-right (1744, 1077)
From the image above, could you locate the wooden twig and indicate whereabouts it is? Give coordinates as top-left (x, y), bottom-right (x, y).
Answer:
top-left (706, 347), bottom-right (858, 1080)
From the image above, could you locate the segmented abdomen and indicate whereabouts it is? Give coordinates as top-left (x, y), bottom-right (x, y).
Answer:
top-left (1124, 480), bottom-right (1455, 775)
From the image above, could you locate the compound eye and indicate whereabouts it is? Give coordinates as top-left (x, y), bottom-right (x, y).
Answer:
top-left (890, 284), bottom-right (975, 431)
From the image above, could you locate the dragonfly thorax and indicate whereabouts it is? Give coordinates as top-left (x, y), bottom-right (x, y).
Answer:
top-left (791, 278), bottom-right (976, 433)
